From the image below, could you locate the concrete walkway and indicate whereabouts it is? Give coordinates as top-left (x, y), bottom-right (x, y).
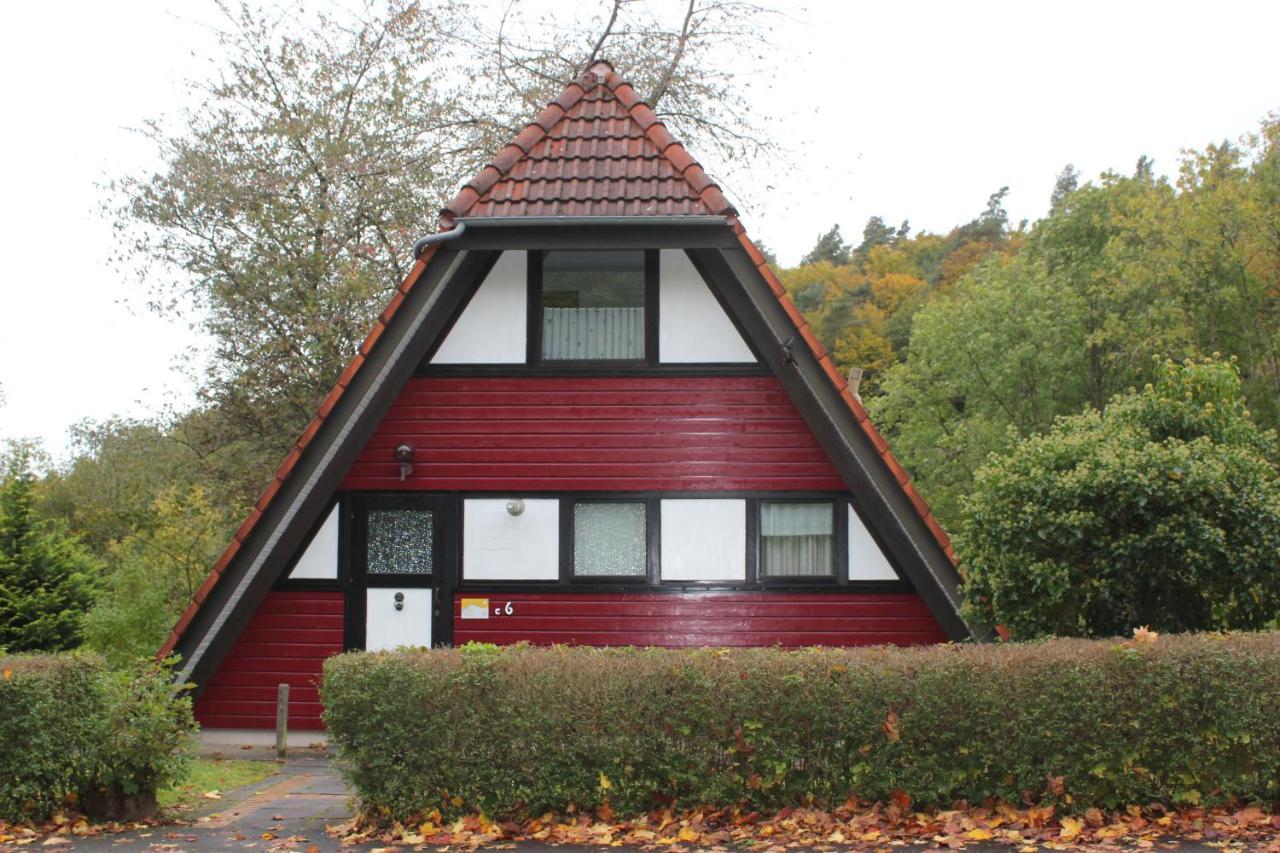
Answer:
top-left (57, 748), bottom-right (355, 852)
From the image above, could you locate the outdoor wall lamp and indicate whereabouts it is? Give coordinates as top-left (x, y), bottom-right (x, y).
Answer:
top-left (393, 443), bottom-right (415, 481)
top-left (394, 591), bottom-right (405, 611)
top-left (505, 498), bottom-right (525, 516)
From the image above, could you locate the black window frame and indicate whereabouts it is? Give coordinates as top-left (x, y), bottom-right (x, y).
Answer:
top-left (450, 492), bottom-right (890, 594)
top-left (561, 497), bottom-right (657, 585)
top-left (527, 249), bottom-right (660, 366)
top-left (755, 497), bottom-right (842, 585)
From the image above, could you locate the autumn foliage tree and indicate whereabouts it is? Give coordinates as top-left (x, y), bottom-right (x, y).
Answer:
top-left (110, 0), bottom-right (779, 512)
top-left (958, 357), bottom-right (1280, 639)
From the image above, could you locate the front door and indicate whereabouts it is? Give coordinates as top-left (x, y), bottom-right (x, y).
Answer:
top-left (348, 494), bottom-right (455, 651)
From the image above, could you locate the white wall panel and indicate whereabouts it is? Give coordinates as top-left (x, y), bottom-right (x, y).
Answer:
top-left (365, 588), bottom-right (432, 650)
top-left (431, 251), bottom-right (527, 363)
top-left (659, 249), bottom-right (756, 363)
top-left (660, 499), bottom-right (746, 581)
top-left (287, 504), bottom-right (339, 580)
top-left (463, 498), bottom-right (559, 580)
top-left (848, 503), bottom-right (899, 581)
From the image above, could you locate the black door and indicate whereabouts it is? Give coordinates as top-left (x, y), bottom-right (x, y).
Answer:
top-left (345, 494), bottom-right (456, 650)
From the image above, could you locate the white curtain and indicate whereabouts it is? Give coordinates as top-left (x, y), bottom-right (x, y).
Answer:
top-left (760, 502), bottom-right (833, 577)
top-left (543, 306), bottom-right (644, 359)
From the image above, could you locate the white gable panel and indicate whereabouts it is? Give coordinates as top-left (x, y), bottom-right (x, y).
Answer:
top-left (431, 251), bottom-right (527, 363)
top-left (287, 504), bottom-right (339, 579)
top-left (660, 499), bottom-right (747, 580)
top-left (659, 250), bottom-right (756, 363)
top-left (463, 498), bottom-right (559, 580)
top-left (848, 503), bottom-right (899, 581)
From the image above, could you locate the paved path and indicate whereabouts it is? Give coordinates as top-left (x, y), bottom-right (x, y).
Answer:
top-left (54, 749), bottom-right (356, 852)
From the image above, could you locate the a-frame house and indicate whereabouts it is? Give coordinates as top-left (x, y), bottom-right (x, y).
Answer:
top-left (161, 62), bottom-right (973, 731)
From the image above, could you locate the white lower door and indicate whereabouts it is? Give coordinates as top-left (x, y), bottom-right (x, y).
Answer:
top-left (365, 588), bottom-right (433, 650)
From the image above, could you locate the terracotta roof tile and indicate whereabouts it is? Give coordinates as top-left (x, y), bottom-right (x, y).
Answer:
top-left (254, 477), bottom-right (281, 512)
top-left (902, 483), bottom-right (931, 520)
top-left (233, 508), bottom-right (262, 544)
top-left (441, 61), bottom-right (734, 221)
top-left (924, 514), bottom-right (952, 551)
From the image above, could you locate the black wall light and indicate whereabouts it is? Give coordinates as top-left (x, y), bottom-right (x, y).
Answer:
top-left (394, 443), bottom-right (415, 481)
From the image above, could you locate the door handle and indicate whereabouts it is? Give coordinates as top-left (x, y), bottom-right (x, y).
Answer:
top-left (394, 591), bottom-right (405, 611)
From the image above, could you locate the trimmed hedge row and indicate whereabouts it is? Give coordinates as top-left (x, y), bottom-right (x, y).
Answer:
top-left (0, 653), bottom-right (195, 822)
top-left (322, 634), bottom-right (1280, 822)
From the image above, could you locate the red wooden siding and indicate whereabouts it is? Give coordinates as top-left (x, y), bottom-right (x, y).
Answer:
top-left (342, 376), bottom-right (846, 491)
top-left (194, 590), bottom-right (343, 731)
top-left (452, 592), bottom-right (946, 647)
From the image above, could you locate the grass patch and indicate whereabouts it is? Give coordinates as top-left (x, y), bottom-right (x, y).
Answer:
top-left (157, 758), bottom-right (278, 814)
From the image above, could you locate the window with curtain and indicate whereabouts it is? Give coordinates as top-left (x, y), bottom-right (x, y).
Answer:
top-left (573, 501), bottom-right (647, 577)
top-left (759, 501), bottom-right (834, 577)
top-left (541, 250), bottom-right (646, 360)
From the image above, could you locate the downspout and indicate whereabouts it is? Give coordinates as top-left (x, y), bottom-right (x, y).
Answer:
top-left (413, 220), bottom-right (467, 258)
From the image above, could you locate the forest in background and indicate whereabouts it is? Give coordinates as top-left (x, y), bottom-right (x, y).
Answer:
top-left (1, 0), bottom-right (1278, 656)
top-left (781, 124), bottom-right (1280, 523)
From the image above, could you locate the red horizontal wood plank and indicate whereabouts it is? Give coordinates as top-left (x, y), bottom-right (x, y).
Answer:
top-left (342, 377), bottom-right (844, 493)
top-left (239, 627), bottom-right (345, 645)
top-left (356, 447), bottom-right (834, 465)
top-left (194, 590), bottom-right (343, 731)
top-left (451, 600), bottom-right (932, 620)
top-left (221, 642), bottom-right (340, 659)
top-left (455, 592), bottom-right (924, 604)
top-left (197, 700), bottom-right (325, 717)
top-left (368, 418), bottom-right (814, 436)
top-left (238, 613), bottom-right (343, 630)
top-left (352, 461), bottom-right (841, 478)
top-left (362, 432), bottom-right (827, 450)
top-left (196, 714), bottom-right (326, 732)
top-left (451, 616), bottom-right (942, 634)
top-left (198, 672), bottom-right (325, 689)
top-left (201, 685), bottom-right (321, 703)
top-left (389, 389), bottom-right (794, 407)
top-left (385, 404), bottom-right (804, 421)
top-left (342, 476), bottom-right (846, 491)
top-left (453, 630), bottom-right (942, 647)
top-left (406, 376), bottom-right (781, 392)
top-left (449, 591), bottom-right (946, 648)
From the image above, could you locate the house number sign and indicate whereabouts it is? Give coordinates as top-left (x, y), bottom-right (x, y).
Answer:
top-left (459, 598), bottom-right (515, 619)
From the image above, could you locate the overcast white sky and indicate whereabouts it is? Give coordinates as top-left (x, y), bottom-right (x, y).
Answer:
top-left (1, 0), bottom-right (1277, 460)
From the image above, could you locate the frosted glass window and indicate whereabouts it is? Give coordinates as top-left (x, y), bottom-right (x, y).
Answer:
top-left (760, 502), bottom-right (834, 577)
top-left (367, 508), bottom-right (433, 575)
top-left (542, 251), bottom-right (646, 360)
top-left (573, 502), bottom-right (646, 577)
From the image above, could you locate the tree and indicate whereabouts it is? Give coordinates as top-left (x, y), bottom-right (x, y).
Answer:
top-left (854, 216), bottom-right (896, 258)
top-left (958, 357), bottom-right (1280, 639)
top-left (84, 487), bottom-right (228, 667)
top-left (871, 168), bottom-right (1193, 521)
top-left (801, 225), bottom-right (852, 266)
top-left (110, 0), bottom-right (779, 502)
top-left (0, 445), bottom-right (98, 652)
top-left (1049, 164), bottom-right (1079, 214)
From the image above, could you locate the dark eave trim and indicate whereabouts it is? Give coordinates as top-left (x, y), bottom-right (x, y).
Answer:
top-left (686, 247), bottom-right (972, 641)
top-left (456, 215), bottom-right (731, 227)
top-left (173, 248), bottom-right (503, 695)
top-left (452, 220), bottom-right (738, 251)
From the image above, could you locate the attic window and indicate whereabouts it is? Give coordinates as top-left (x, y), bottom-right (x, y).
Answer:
top-left (533, 250), bottom-right (654, 362)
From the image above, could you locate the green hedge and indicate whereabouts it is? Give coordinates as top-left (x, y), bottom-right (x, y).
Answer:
top-left (0, 653), bottom-right (195, 822)
top-left (323, 635), bottom-right (1280, 822)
